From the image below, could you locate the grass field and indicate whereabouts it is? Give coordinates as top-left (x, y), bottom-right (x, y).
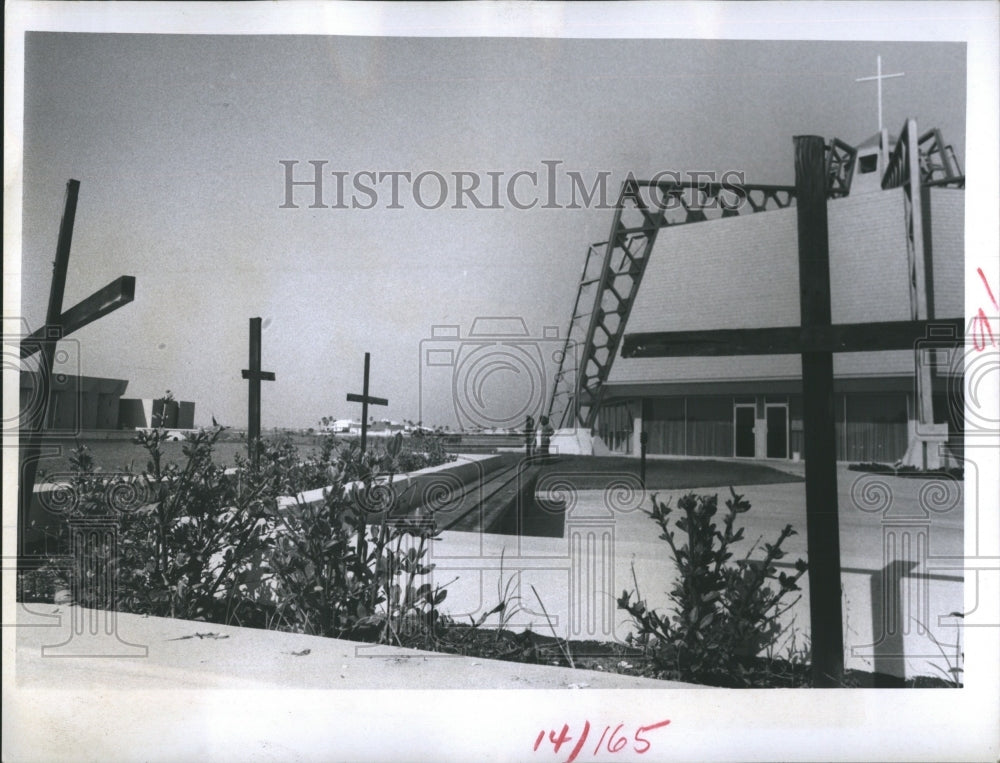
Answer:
top-left (31, 437), bottom-right (802, 490)
top-left (32, 437), bottom-right (322, 475)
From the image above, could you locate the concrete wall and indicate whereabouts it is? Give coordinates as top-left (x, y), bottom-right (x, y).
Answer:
top-left (117, 399), bottom-right (152, 429)
top-left (608, 186), bottom-right (963, 386)
top-left (19, 373), bottom-right (127, 432)
top-left (178, 402), bottom-right (196, 429)
top-left (118, 398), bottom-right (196, 429)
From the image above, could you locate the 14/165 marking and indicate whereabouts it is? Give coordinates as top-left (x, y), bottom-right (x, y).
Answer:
top-left (534, 719), bottom-right (671, 762)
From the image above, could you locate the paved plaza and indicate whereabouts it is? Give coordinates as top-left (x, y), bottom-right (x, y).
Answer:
top-left (427, 461), bottom-right (964, 680)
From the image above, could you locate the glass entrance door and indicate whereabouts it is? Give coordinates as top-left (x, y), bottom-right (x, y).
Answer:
top-left (766, 404), bottom-right (789, 459)
top-left (734, 404), bottom-right (755, 457)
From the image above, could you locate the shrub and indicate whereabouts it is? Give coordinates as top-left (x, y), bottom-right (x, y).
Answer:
top-left (617, 489), bottom-right (808, 686)
top-left (262, 435), bottom-right (448, 646)
top-left (27, 428), bottom-right (275, 624)
top-left (26, 429), bottom-right (449, 648)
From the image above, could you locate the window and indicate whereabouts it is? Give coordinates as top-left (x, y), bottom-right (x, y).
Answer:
top-left (858, 153), bottom-right (879, 174)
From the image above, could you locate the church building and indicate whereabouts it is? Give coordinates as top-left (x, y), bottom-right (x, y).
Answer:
top-left (551, 120), bottom-right (965, 465)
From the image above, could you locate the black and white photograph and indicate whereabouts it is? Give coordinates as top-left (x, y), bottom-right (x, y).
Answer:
top-left (4, 2), bottom-right (998, 761)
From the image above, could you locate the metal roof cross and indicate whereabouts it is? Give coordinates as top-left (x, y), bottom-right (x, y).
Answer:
top-left (856, 55), bottom-right (905, 133)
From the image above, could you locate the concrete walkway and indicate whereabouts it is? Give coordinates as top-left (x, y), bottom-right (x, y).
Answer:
top-left (427, 462), bottom-right (963, 680)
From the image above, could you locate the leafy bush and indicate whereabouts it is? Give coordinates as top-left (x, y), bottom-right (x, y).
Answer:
top-left (36, 428), bottom-right (275, 623)
top-left (617, 489), bottom-right (807, 686)
top-left (390, 433), bottom-right (456, 473)
top-left (262, 435), bottom-right (448, 646)
top-left (24, 429), bottom-right (449, 649)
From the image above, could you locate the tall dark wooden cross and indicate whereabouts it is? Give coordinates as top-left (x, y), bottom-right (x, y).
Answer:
top-left (241, 316), bottom-right (275, 471)
top-left (621, 136), bottom-right (963, 686)
top-left (346, 352), bottom-right (388, 453)
top-left (18, 179), bottom-right (136, 547)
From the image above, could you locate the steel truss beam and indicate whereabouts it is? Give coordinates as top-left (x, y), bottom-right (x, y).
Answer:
top-left (548, 177), bottom-right (798, 429)
top-left (547, 137), bottom-right (860, 431)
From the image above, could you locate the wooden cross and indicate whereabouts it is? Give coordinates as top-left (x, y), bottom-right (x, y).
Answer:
top-left (18, 179), bottom-right (136, 547)
top-left (241, 317), bottom-right (275, 471)
top-left (856, 55), bottom-right (905, 133)
top-left (346, 352), bottom-right (388, 453)
top-left (621, 136), bottom-right (962, 687)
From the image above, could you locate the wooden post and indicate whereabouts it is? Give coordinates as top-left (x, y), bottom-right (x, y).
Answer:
top-left (639, 430), bottom-right (648, 488)
top-left (18, 180), bottom-right (79, 548)
top-left (618, 137), bottom-right (964, 685)
top-left (346, 352), bottom-right (388, 454)
top-left (794, 135), bottom-right (845, 687)
top-left (18, 180), bottom-right (136, 560)
top-left (241, 317), bottom-right (275, 471)
top-left (361, 353), bottom-right (371, 453)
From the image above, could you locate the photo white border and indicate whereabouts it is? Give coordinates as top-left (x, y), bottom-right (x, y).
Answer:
top-left (4, 2), bottom-right (998, 761)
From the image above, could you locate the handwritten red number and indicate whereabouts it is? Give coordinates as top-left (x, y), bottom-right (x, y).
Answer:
top-left (593, 726), bottom-right (610, 755)
top-left (536, 718), bottom-right (670, 758)
top-left (606, 723), bottom-right (628, 753)
top-left (972, 309), bottom-right (996, 351)
top-left (564, 721), bottom-right (590, 763)
top-left (978, 268), bottom-right (999, 310)
top-left (972, 269), bottom-right (998, 351)
top-left (633, 719), bottom-right (671, 754)
top-left (548, 725), bottom-right (572, 753)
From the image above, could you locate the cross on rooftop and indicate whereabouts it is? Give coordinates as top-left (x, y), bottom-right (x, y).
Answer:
top-left (346, 352), bottom-right (388, 453)
top-left (856, 55), bottom-right (905, 133)
top-left (18, 179), bottom-right (136, 553)
top-left (241, 317), bottom-right (275, 471)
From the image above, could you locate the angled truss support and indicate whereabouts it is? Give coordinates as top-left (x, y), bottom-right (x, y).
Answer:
top-left (547, 176), bottom-right (798, 429)
top-left (548, 136), bottom-right (871, 431)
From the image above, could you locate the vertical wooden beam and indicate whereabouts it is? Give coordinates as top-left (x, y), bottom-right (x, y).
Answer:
top-left (245, 318), bottom-right (263, 470)
top-left (346, 354), bottom-right (387, 454)
top-left (794, 135), bottom-right (845, 687)
top-left (903, 118), bottom-right (936, 467)
top-left (19, 179), bottom-right (80, 553)
top-left (240, 317), bottom-right (275, 472)
top-left (360, 352), bottom-right (371, 453)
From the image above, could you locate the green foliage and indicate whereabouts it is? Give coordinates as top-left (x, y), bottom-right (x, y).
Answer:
top-left (617, 489), bottom-right (808, 686)
top-left (26, 427), bottom-right (449, 650)
top-left (263, 435), bottom-right (448, 647)
top-left (383, 431), bottom-right (456, 473)
top-left (57, 428), bottom-right (273, 622)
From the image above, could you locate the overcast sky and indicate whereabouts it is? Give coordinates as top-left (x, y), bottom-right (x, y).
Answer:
top-left (19, 34), bottom-right (966, 429)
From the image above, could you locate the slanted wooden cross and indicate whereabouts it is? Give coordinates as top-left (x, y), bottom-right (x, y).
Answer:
top-left (346, 352), bottom-right (388, 453)
top-left (241, 317), bottom-right (275, 471)
top-left (18, 180), bottom-right (136, 551)
top-left (621, 136), bottom-right (963, 686)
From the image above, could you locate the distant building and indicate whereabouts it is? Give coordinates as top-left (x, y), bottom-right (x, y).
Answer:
top-left (118, 398), bottom-right (196, 429)
top-left (19, 373), bottom-right (196, 432)
top-left (19, 373), bottom-right (127, 431)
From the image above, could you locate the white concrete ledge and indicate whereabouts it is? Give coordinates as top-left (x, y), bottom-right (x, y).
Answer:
top-left (12, 603), bottom-right (694, 691)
